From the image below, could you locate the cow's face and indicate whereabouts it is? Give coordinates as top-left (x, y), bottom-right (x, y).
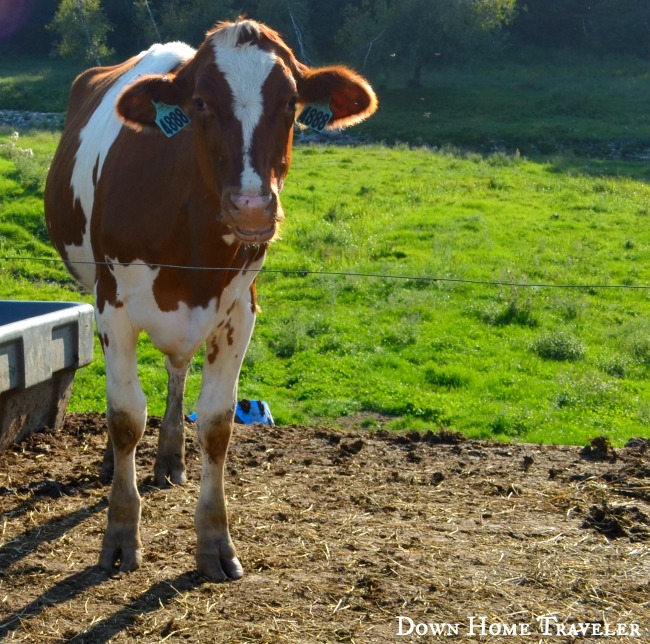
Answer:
top-left (117, 20), bottom-right (377, 244)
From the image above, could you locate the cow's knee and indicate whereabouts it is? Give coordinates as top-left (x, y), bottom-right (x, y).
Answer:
top-left (196, 411), bottom-right (232, 463)
top-left (108, 408), bottom-right (146, 455)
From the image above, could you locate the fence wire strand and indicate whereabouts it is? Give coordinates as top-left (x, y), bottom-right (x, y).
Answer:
top-left (3, 254), bottom-right (650, 291)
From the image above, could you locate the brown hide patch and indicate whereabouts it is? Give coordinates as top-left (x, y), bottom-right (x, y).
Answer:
top-left (207, 337), bottom-right (219, 365)
top-left (250, 282), bottom-right (259, 315)
top-left (95, 264), bottom-right (119, 314)
top-left (99, 333), bottom-right (109, 352)
top-left (200, 413), bottom-right (233, 464)
top-left (149, 239), bottom-right (266, 313)
top-left (107, 409), bottom-right (144, 454)
top-left (44, 173), bottom-right (86, 252)
top-left (224, 320), bottom-right (235, 346)
top-left (92, 157), bottom-right (100, 188)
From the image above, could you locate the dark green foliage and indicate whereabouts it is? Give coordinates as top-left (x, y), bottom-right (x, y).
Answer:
top-left (424, 367), bottom-right (470, 390)
top-left (480, 297), bottom-right (538, 328)
top-left (49, 0), bottom-right (114, 64)
top-left (4, 0), bottom-right (650, 70)
top-left (532, 331), bottom-right (586, 362)
top-left (510, 0), bottom-right (650, 59)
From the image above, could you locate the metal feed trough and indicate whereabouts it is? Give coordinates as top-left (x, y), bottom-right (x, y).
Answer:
top-left (0, 301), bottom-right (94, 450)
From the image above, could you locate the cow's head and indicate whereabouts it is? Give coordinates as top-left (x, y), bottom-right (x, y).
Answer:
top-left (116, 19), bottom-right (377, 244)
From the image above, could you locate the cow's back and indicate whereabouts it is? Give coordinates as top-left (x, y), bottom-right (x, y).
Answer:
top-left (45, 44), bottom-right (195, 290)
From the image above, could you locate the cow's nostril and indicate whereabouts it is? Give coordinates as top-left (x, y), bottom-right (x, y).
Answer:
top-left (231, 193), bottom-right (273, 212)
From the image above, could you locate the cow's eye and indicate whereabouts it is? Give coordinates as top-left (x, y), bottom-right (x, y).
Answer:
top-left (194, 97), bottom-right (207, 111)
top-left (287, 96), bottom-right (298, 112)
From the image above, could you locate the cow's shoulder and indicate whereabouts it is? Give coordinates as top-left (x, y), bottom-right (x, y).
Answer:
top-left (65, 43), bottom-right (196, 130)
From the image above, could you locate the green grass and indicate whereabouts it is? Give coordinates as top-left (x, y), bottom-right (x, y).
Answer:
top-left (356, 55), bottom-right (650, 156)
top-left (0, 58), bottom-right (85, 113)
top-left (3, 128), bottom-right (650, 447)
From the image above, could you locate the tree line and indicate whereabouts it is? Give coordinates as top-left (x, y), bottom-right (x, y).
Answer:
top-left (2, 1), bottom-right (649, 82)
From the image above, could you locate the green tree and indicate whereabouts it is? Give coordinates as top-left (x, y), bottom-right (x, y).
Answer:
top-left (336, 0), bottom-right (517, 84)
top-left (133, 0), bottom-right (237, 46)
top-left (510, 0), bottom-right (650, 58)
top-left (241, 0), bottom-right (313, 61)
top-left (50, 0), bottom-right (114, 64)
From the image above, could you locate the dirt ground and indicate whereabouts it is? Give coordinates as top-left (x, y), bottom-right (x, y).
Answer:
top-left (0, 414), bottom-right (648, 643)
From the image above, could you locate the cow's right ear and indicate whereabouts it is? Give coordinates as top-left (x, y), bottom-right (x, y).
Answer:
top-left (117, 74), bottom-right (185, 132)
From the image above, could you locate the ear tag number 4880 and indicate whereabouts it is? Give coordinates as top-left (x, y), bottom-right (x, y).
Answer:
top-left (297, 103), bottom-right (333, 132)
top-left (153, 101), bottom-right (190, 138)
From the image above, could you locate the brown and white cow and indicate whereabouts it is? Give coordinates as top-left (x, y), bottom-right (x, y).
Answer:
top-left (45, 18), bottom-right (377, 580)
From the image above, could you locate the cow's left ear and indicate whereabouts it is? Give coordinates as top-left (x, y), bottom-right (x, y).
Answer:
top-left (117, 73), bottom-right (186, 131)
top-left (297, 66), bottom-right (377, 129)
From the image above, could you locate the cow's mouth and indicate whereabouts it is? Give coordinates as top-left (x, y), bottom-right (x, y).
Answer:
top-left (232, 224), bottom-right (277, 244)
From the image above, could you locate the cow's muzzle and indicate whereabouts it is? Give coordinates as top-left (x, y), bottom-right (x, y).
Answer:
top-left (221, 189), bottom-right (282, 244)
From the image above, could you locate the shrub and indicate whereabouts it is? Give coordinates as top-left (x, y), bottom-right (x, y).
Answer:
top-left (532, 331), bottom-right (585, 362)
top-left (425, 367), bottom-right (470, 389)
top-left (480, 298), bottom-right (538, 327)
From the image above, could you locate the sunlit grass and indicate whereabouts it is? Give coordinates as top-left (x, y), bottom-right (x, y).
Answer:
top-left (2, 131), bottom-right (650, 446)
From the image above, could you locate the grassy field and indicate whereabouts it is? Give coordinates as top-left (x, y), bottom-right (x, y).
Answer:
top-left (2, 55), bottom-right (650, 446)
top-left (0, 57), bottom-right (85, 113)
top-left (4, 52), bottom-right (650, 156)
top-left (3, 129), bottom-right (650, 446)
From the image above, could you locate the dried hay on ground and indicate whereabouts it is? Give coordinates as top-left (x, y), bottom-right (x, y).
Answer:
top-left (1, 414), bottom-right (648, 642)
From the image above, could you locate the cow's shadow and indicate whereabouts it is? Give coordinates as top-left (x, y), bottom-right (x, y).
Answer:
top-left (0, 478), bottom-right (201, 642)
top-left (0, 565), bottom-right (202, 643)
top-left (0, 475), bottom-right (162, 570)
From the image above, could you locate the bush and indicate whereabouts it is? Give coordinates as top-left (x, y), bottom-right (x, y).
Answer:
top-left (532, 331), bottom-right (585, 362)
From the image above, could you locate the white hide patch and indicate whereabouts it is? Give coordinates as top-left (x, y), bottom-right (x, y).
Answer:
top-left (67, 42), bottom-right (196, 288)
top-left (105, 258), bottom-right (213, 364)
top-left (212, 41), bottom-right (277, 193)
top-left (103, 254), bottom-right (264, 369)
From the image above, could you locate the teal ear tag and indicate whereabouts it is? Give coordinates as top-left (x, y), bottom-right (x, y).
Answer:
top-left (153, 101), bottom-right (190, 137)
top-left (297, 102), bottom-right (333, 131)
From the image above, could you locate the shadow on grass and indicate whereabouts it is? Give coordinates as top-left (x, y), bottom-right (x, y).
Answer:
top-left (543, 153), bottom-right (650, 184)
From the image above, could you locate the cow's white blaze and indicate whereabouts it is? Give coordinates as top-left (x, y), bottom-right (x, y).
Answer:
top-left (67, 42), bottom-right (195, 287)
top-left (212, 42), bottom-right (276, 193)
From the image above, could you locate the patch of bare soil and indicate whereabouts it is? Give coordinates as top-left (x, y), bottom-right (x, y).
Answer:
top-left (1, 415), bottom-right (649, 642)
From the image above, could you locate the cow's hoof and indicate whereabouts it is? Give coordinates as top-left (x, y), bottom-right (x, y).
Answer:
top-left (99, 460), bottom-right (114, 484)
top-left (99, 533), bottom-right (142, 572)
top-left (153, 459), bottom-right (187, 486)
top-left (196, 545), bottom-right (243, 581)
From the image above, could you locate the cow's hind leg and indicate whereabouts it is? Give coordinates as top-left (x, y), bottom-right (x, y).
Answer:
top-left (100, 434), bottom-right (114, 483)
top-left (194, 296), bottom-right (256, 581)
top-left (97, 303), bottom-right (147, 573)
top-left (154, 357), bottom-right (189, 485)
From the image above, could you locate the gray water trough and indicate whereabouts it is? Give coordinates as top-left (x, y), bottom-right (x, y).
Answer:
top-left (0, 300), bottom-right (95, 450)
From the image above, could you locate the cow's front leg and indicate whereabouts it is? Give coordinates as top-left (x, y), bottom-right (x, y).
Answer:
top-left (154, 356), bottom-right (189, 485)
top-left (97, 303), bottom-right (147, 573)
top-left (194, 296), bottom-right (256, 581)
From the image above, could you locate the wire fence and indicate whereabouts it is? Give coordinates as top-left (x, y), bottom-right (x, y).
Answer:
top-left (3, 254), bottom-right (650, 291)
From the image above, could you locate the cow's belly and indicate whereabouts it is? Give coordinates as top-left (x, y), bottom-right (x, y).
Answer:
top-left (107, 258), bottom-right (260, 366)
top-left (64, 240), bottom-right (95, 291)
